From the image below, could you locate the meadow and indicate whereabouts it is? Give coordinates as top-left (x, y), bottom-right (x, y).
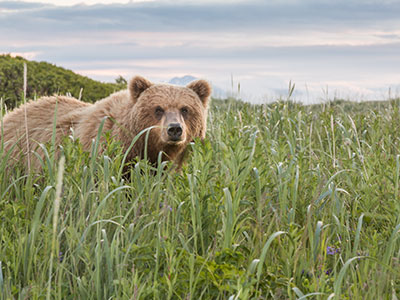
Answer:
top-left (1, 96), bottom-right (400, 299)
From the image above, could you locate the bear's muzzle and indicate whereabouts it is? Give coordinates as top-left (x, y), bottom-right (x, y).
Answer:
top-left (167, 123), bottom-right (183, 141)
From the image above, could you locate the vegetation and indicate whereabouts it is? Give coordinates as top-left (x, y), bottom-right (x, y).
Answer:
top-left (0, 55), bottom-right (126, 109)
top-left (1, 67), bottom-right (400, 298)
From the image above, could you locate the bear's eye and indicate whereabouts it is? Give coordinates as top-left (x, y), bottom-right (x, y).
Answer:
top-left (180, 107), bottom-right (189, 117)
top-left (155, 106), bottom-right (164, 118)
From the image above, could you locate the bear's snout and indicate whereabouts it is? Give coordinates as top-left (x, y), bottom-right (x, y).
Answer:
top-left (167, 123), bottom-right (183, 141)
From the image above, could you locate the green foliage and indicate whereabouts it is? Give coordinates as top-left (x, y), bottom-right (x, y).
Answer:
top-left (1, 94), bottom-right (400, 299)
top-left (0, 55), bottom-right (126, 109)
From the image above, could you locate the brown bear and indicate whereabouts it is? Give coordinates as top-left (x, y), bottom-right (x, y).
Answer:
top-left (0, 76), bottom-right (211, 169)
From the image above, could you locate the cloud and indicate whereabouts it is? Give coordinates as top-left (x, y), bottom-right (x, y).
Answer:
top-left (2, 0), bottom-right (400, 33)
top-left (0, 1), bottom-right (47, 9)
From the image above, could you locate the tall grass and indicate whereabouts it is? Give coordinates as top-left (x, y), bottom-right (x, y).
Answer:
top-left (0, 97), bottom-right (400, 299)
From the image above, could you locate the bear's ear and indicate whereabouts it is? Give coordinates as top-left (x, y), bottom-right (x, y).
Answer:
top-left (187, 80), bottom-right (212, 107)
top-left (129, 76), bottom-right (153, 103)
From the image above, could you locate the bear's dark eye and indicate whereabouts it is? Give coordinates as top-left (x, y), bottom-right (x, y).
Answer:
top-left (181, 107), bottom-right (189, 117)
top-left (155, 106), bottom-right (164, 119)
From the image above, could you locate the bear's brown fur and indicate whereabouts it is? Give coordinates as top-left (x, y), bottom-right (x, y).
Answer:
top-left (0, 76), bottom-right (211, 169)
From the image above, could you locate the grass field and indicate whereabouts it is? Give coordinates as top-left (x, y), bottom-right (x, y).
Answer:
top-left (1, 97), bottom-right (400, 299)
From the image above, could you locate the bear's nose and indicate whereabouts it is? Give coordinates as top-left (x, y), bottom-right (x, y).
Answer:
top-left (167, 123), bottom-right (183, 140)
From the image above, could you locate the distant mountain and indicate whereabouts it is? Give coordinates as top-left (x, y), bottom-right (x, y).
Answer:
top-left (0, 55), bottom-right (126, 109)
top-left (168, 75), bottom-right (197, 86)
top-left (168, 75), bottom-right (227, 99)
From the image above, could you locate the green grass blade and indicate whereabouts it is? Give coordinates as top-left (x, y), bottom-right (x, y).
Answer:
top-left (223, 187), bottom-right (234, 249)
top-left (352, 213), bottom-right (364, 257)
top-left (256, 231), bottom-right (287, 282)
top-left (0, 261), bottom-right (3, 295)
top-left (46, 156), bottom-right (65, 300)
top-left (313, 221), bottom-right (323, 262)
top-left (333, 256), bottom-right (364, 299)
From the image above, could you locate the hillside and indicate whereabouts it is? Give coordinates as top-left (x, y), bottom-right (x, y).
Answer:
top-left (0, 55), bottom-right (126, 108)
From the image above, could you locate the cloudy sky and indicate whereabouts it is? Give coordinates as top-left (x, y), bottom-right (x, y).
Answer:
top-left (1, 0), bottom-right (400, 103)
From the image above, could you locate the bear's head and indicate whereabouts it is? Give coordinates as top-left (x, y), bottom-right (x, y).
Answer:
top-left (127, 76), bottom-right (211, 164)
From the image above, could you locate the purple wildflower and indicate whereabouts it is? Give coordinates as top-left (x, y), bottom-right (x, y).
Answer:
top-left (301, 269), bottom-right (311, 278)
top-left (327, 246), bottom-right (339, 255)
top-left (160, 202), bottom-right (172, 212)
top-left (325, 269), bottom-right (333, 275)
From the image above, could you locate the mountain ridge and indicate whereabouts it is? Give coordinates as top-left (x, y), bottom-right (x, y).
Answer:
top-left (168, 75), bottom-right (226, 98)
